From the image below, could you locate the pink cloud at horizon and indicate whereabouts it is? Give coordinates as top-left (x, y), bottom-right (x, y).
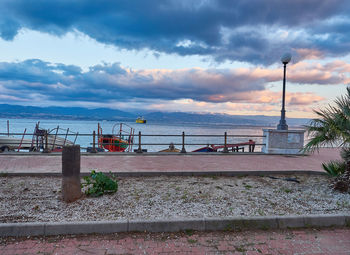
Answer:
top-left (0, 58), bottom-right (345, 118)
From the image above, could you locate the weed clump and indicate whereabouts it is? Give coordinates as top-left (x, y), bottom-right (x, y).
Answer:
top-left (81, 170), bottom-right (118, 197)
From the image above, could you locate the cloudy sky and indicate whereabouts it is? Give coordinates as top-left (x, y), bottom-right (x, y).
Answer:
top-left (0, 0), bottom-right (349, 117)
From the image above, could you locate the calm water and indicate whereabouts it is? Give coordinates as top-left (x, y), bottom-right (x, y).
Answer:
top-left (0, 118), bottom-right (290, 152)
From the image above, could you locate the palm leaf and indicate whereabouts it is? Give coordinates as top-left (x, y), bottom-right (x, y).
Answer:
top-left (303, 87), bottom-right (350, 152)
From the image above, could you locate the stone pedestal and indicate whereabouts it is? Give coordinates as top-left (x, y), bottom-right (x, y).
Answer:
top-left (262, 129), bottom-right (305, 154)
top-left (62, 145), bottom-right (82, 203)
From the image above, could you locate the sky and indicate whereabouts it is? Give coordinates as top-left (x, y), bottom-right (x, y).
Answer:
top-left (0, 0), bottom-right (349, 118)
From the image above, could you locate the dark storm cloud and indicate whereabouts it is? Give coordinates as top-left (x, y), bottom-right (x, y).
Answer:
top-left (0, 0), bottom-right (349, 64)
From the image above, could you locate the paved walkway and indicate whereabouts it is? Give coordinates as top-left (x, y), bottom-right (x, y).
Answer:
top-left (1, 228), bottom-right (349, 254)
top-left (0, 148), bottom-right (341, 174)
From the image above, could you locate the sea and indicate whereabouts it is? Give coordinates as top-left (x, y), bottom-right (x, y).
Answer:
top-left (0, 118), bottom-right (305, 152)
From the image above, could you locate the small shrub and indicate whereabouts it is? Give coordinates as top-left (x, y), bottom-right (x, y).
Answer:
top-left (235, 246), bottom-right (247, 252)
top-left (322, 160), bottom-right (346, 177)
top-left (340, 147), bottom-right (350, 162)
top-left (81, 170), bottom-right (118, 196)
top-left (0, 172), bottom-right (8, 177)
top-left (187, 238), bottom-right (197, 244)
top-left (184, 229), bottom-right (194, 236)
top-left (244, 184), bottom-right (252, 189)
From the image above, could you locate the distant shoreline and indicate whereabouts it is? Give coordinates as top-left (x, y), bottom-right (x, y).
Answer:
top-left (0, 117), bottom-right (306, 129)
top-left (0, 103), bottom-right (310, 127)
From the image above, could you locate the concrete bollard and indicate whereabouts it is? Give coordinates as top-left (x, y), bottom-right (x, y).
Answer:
top-left (223, 132), bottom-right (229, 153)
top-left (62, 145), bottom-right (82, 203)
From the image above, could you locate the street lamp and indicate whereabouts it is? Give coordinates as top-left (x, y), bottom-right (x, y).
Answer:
top-left (277, 53), bottom-right (291, 130)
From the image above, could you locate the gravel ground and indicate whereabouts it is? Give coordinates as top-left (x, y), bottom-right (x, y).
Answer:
top-left (1, 175), bottom-right (349, 223)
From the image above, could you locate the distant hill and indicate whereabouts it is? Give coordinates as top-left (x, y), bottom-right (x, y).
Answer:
top-left (0, 104), bottom-right (136, 121)
top-left (143, 111), bottom-right (310, 126)
top-left (0, 104), bottom-right (310, 126)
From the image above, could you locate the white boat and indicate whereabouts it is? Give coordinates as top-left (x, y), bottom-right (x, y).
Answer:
top-left (47, 134), bottom-right (74, 147)
top-left (31, 124), bottom-right (77, 151)
top-left (1, 121), bottom-right (78, 152)
top-left (0, 136), bottom-right (32, 152)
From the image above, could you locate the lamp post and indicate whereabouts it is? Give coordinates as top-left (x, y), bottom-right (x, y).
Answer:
top-left (277, 53), bottom-right (291, 130)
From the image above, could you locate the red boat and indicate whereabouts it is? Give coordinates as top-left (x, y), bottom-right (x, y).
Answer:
top-left (98, 123), bottom-right (134, 152)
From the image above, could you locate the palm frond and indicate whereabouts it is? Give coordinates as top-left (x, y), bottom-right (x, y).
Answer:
top-left (303, 86), bottom-right (350, 152)
top-left (340, 147), bottom-right (350, 162)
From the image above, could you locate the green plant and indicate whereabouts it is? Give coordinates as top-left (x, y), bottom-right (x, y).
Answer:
top-left (244, 184), bottom-right (252, 189)
top-left (283, 188), bottom-right (292, 193)
top-left (235, 246), bottom-right (247, 252)
top-left (184, 229), bottom-right (194, 236)
top-left (322, 160), bottom-right (346, 176)
top-left (303, 87), bottom-right (350, 152)
top-left (0, 171), bottom-right (8, 177)
top-left (81, 170), bottom-right (118, 196)
top-left (303, 87), bottom-right (350, 185)
top-left (340, 147), bottom-right (350, 162)
top-left (187, 238), bottom-right (197, 244)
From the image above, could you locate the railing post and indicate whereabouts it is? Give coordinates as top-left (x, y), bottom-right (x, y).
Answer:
top-left (91, 131), bottom-right (97, 153)
top-left (136, 131), bottom-right (143, 153)
top-left (181, 131), bottom-right (186, 153)
top-left (223, 132), bottom-right (228, 153)
top-left (43, 131), bottom-right (50, 153)
top-left (249, 139), bottom-right (255, 152)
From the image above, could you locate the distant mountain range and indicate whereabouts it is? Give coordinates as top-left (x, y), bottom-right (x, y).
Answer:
top-left (0, 104), bottom-right (311, 126)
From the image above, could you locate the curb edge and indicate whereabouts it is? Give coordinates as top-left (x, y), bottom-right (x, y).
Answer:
top-left (0, 214), bottom-right (349, 237)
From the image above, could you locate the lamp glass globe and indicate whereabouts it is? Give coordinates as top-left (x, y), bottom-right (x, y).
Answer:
top-left (281, 53), bottom-right (292, 64)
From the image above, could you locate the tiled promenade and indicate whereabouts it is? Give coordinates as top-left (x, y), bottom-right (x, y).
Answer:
top-left (0, 148), bottom-right (341, 174)
top-left (1, 228), bottom-right (350, 255)
top-left (1, 148), bottom-right (347, 254)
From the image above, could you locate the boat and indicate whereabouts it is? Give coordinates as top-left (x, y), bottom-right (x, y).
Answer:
top-left (192, 140), bottom-right (256, 152)
top-left (0, 123), bottom-right (76, 152)
top-left (32, 124), bottom-right (76, 152)
top-left (192, 145), bottom-right (215, 152)
top-left (136, 116), bottom-right (147, 124)
top-left (98, 123), bottom-right (134, 152)
top-left (0, 136), bottom-right (32, 152)
top-left (159, 143), bottom-right (181, 152)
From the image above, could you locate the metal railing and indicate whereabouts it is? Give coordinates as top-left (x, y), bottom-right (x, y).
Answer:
top-left (0, 131), bottom-right (265, 153)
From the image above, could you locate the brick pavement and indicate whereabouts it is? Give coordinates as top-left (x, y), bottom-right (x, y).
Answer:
top-left (0, 148), bottom-right (341, 174)
top-left (1, 228), bottom-right (349, 255)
